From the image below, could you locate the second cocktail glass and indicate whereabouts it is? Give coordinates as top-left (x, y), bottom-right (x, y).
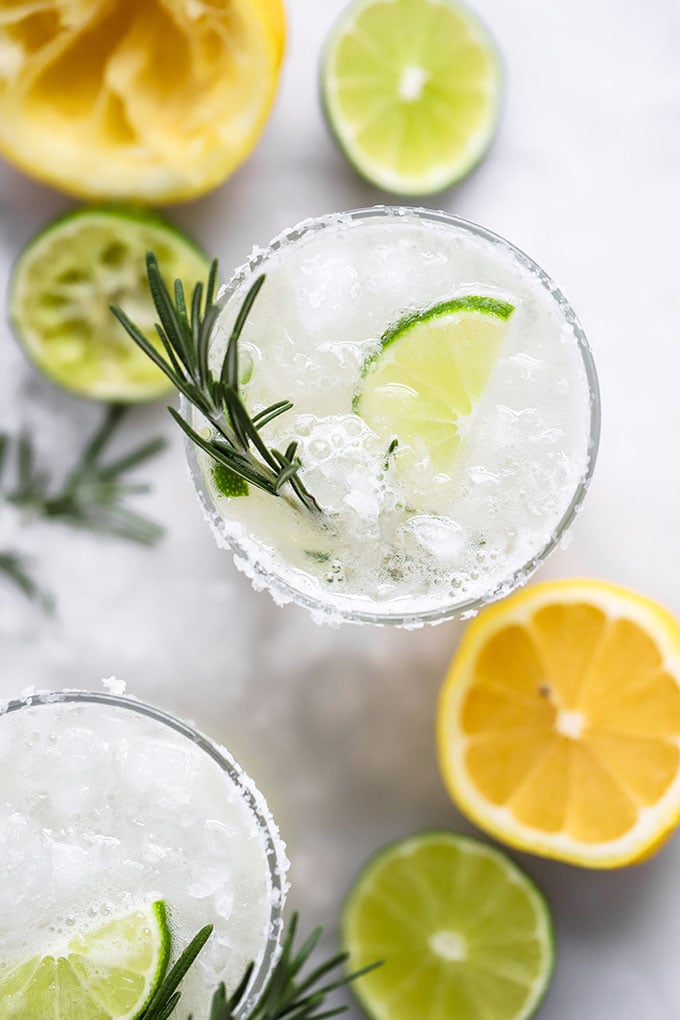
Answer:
top-left (0, 691), bottom-right (287, 1018)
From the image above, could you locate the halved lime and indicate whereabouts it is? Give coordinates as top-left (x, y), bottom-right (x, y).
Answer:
top-left (321, 0), bottom-right (503, 195)
top-left (355, 296), bottom-right (514, 479)
top-left (342, 832), bottom-right (554, 1020)
top-left (8, 207), bottom-right (210, 402)
top-left (0, 900), bottom-right (170, 1020)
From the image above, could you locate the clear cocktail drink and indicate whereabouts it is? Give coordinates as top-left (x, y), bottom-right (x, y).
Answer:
top-left (0, 691), bottom-right (288, 1016)
top-left (188, 207), bottom-right (599, 625)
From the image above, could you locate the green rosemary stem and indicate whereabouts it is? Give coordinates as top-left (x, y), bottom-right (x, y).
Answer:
top-left (111, 254), bottom-right (322, 515)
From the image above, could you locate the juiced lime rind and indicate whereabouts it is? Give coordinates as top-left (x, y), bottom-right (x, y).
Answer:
top-left (353, 295), bottom-right (515, 411)
top-left (8, 206), bottom-right (210, 403)
top-left (320, 0), bottom-right (503, 196)
top-left (0, 899), bottom-right (171, 1020)
top-left (342, 832), bottom-right (555, 1020)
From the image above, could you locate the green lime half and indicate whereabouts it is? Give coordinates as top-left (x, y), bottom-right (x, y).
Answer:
top-left (0, 900), bottom-right (170, 1020)
top-left (321, 0), bottom-right (502, 195)
top-left (8, 207), bottom-right (210, 402)
top-left (355, 295), bottom-right (514, 480)
top-left (342, 832), bottom-right (555, 1020)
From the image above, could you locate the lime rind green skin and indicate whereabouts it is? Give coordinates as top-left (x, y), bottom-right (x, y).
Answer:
top-left (320, 0), bottom-right (504, 196)
top-left (11, 204), bottom-right (208, 252)
top-left (353, 295), bottom-right (515, 411)
top-left (341, 831), bottom-right (555, 1020)
top-left (8, 206), bottom-right (210, 403)
top-left (383, 295), bottom-right (515, 346)
top-left (140, 900), bottom-right (171, 1018)
top-left (0, 899), bottom-right (171, 1020)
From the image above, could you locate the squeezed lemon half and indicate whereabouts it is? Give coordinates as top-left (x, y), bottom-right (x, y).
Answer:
top-left (0, 0), bottom-right (285, 202)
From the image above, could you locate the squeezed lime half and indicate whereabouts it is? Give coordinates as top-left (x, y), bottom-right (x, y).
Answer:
top-left (8, 207), bottom-right (210, 402)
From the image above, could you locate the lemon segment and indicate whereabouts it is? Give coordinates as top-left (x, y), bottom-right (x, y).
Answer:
top-left (9, 207), bottom-right (210, 402)
top-left (438, 579), bottom-right (680, 867)
top-left (0, 0), bottom-right (285, 203)
top-left (321, 0), bottom-right (502, 195)
top-left (355, 296), bottom-right (514, 483)
top-left (0, 901), bottom-right (170, 1020)
top-left (342, 832), bottom-right (554, 1020)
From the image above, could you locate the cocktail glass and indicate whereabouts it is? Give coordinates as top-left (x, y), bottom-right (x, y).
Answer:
top-left (186, 207), bottom-right (600, 627)
top-left (0, 690), bottom-right (288, 1017)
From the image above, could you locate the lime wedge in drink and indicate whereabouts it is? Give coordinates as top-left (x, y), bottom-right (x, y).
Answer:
top-left (321, 0), bottom-right (502, 195)
top-left (342, 833), bottom-right (554, 1020)
top-left (9, 207), bottom-right (210, 402)
top-left (355, 296), bottom-right (514, 479)
top-left (0, 900), bottom-right (170, 1019)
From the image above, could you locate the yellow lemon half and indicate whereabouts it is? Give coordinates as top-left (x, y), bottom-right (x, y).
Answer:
top-left (0, 0), bottom-right (286, 203)
top-left (438, 579), bottom-right (680, 868)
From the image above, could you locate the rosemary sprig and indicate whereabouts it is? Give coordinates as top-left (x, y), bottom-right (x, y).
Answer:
top-left (110, 254), bottom-right (321, 514)
top-left (0, 406), bottom-right (165, 608)
top-left (0, 550), bottom-right (52, 611)
top-left (199, 912), bottom-right (379, 1020)
top-left (3, 405), bottom-right (165, 545)
top-left (140, 913), bottom-right (379, 1020)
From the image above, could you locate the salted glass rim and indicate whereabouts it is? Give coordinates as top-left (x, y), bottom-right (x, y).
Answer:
top-left (184, 205), bottom-right (601, 627)
top-left (1, 690), bottom-right (287, 1016)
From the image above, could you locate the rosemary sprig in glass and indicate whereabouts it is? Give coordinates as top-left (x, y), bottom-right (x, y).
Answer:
top-left (140, 913), bottom-right (379, 1020)
top-left (0, 406), bottom-right (165, 607)
top-left (140, 925), bottom-right (213, 1020)
top-left (111, 254), bottom-right (321, 514)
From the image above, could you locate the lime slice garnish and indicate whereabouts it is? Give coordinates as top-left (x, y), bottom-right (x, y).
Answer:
top-left (355, 296), bottom-right (514, 481)
top-left (321, 0), bottom-right (502, 195)
top-left (0, 901), bottom-right (170, 1020)
top-left (9, 207), bottom-right (210, 402)
top-left (342, 832), bottom-right (555, 1020)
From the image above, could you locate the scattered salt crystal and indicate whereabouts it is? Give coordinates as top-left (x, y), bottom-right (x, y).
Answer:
top-left (101, 676), bottom-right (126, 697)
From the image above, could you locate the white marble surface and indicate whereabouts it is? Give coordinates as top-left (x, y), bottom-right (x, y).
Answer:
top-left (1, 0), bottom-right (680, 1016)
